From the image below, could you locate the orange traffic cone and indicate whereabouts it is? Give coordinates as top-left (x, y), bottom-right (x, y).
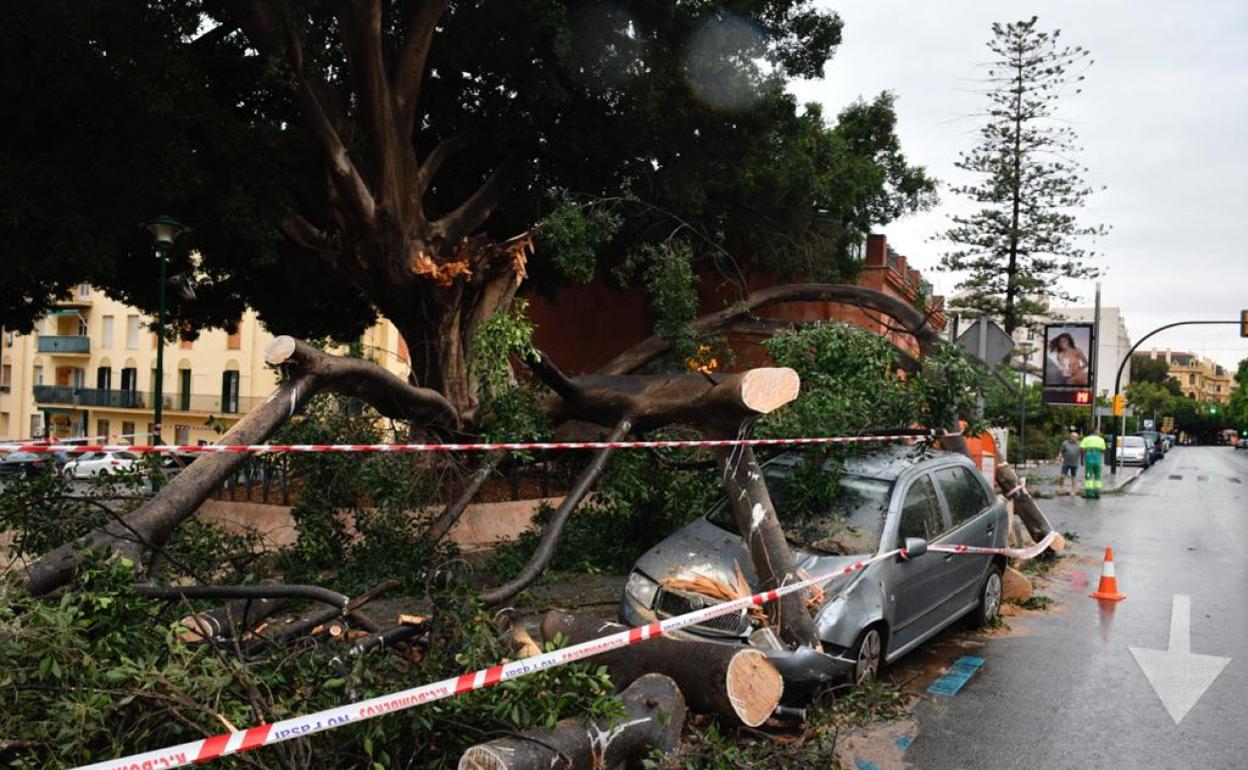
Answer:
top-left (1090, 546), bottom-right (1126, 601)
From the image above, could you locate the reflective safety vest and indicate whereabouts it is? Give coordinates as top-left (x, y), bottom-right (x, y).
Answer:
top-left (1081, 434), bottom-right (1106, 462)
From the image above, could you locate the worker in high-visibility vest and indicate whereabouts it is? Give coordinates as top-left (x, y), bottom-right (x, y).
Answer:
top-left (1080, 428), bottom-right (1107, 499)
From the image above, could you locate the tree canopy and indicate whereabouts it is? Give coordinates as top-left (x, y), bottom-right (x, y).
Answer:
top-left (938, 16), bottom-right (1106, 334)
top-left (0, 1), bottom-right (934, 408)
top-left (1130, 355), bottom-right (1182, 396)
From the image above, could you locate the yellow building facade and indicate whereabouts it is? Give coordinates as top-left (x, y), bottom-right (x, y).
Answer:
top-left (0, 284), bottom-right (409, 444)
top-left (1143, 348), bottom-right (1238, 404)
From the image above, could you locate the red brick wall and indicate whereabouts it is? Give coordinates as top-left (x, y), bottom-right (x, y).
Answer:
top-left (526, 234), bottom-right (945, 374)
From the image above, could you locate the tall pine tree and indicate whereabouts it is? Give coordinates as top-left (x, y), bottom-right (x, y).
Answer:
top-left (939, 17), bottom-right (1106, 334)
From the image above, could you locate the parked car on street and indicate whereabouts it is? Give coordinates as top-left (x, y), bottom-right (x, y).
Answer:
top-left (62, 451), bottom-right (139, 479)
top-left (620, 446), bottom-right (1008, 698)
top-left (1136, 430), bottom-right (1165, 462)
top-left (0, 451), bottom-right (56, 480)
top-left (1116, 435), bottom-right (1150, 467)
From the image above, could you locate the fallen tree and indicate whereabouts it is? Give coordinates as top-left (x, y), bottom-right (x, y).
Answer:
top-left (21, 336), bottom-right (457, 596)
top-left (540, 610), bottom-right (783, 727)
top-left (458, 672), bottom-right (685, 770)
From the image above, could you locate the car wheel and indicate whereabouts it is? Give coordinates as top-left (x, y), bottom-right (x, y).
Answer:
top-left (968, 563), bottom-right (1004, 628)
top-left (851, 626), bottom-right (884, 685)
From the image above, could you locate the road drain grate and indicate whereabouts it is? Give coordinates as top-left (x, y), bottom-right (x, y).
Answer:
top-left (1169, 475), bottom-right (1183, 480)
top-left (1231, 478), bottom-right (1242, 484)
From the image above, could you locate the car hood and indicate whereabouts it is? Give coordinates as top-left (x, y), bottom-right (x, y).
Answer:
top-left (633, 516), bottom-right (868, 592)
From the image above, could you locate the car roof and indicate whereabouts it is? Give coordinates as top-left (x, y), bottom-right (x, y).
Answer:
top-left (766, 443), bottom-right (962, 481)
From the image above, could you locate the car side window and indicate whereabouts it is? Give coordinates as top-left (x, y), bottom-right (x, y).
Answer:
top-left (933, 466), bottom-right (992, 527)
top-left (898, 475), bottom-right (944, 543)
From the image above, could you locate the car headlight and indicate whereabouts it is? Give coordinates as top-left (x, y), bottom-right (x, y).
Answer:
top-left (625, 571), bottom-right (659, 609)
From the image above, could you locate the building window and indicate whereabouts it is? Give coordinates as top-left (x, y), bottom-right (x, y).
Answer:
top-left (77, 317), bottom-right (88, 337)
top-left (1, 364), bottom-right (10, 390)
top-left (179, 369), bottom-right (192, 411)
top-left (222, 370), bottom-right (240, 413)
top-left (101, 315), bottom-right (114, 349)
top-left (227, 328), bottom-right (241, 350)
top-left (97, 419), bottom-right (110, 442)
top-left (175, 424), bottom-right (190, 445)
top-left (96, 367), bottom-right (112, 391)
top-left (121, 420), bottom-right (135, 443)
top-left (1188, 373), bottom-right (1196, 385)
top-left (120, 367), bottom-right (137, 393)
top-left (31, 414), bottom-right (44, 439)
top-left (33, 365), bottom-right (43, 386)
top-left (125, 315), bottom-right (140, 349)
top-left (77, 282), bottom-right (90, 299)
top-left (71, 368), bottom-right (85, 389)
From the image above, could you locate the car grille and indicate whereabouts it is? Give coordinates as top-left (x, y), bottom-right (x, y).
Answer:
top-left (653, 588), bottom-right (751, 637)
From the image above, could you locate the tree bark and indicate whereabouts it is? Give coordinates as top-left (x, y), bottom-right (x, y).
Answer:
top-left (715, 445), bottom-right (821, 649)
top-left (479, 419), bottom-right (632, 607)
top-left (22, 338), bottom-right (456, 596)
top-left (177, 596), bottom-right (287, 644)
top-left (995, 462), bottom-right (1063, 551)
top-left (458, 673), bottom-right (685, 770)
top-left (540, 611), bottom-right (784, 727)
top-left (531, 354), bottom-right (800, 434)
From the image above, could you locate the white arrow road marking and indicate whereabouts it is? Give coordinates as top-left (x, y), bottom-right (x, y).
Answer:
top-left (1129, 594), bottom-right (1231, 724)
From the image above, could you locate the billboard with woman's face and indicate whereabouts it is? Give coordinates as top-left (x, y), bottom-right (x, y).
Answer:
top-left (1044, 324), bottom-right (1094, 388)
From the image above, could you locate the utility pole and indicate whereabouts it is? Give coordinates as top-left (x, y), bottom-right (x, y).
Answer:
top-left (1090, 282), bottom-right (1102, 432)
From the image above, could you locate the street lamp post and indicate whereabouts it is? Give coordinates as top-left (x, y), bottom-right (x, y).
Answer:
top-left (143, 215), bottom-right (186, 445)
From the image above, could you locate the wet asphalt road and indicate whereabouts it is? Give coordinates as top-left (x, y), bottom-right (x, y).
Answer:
top-left (906, 445), bottom-right (1248, 769)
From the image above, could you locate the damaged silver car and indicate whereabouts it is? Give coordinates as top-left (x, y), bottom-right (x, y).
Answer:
top-left (620, 446), bottom-right (1008, 699)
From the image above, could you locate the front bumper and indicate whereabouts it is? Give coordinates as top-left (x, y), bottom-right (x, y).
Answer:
top-left (619, 591), bottom-right (854, 703)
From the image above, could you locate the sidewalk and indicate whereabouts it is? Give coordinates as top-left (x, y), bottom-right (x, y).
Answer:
top-left (1010, 458), bottom-right (1143, 498)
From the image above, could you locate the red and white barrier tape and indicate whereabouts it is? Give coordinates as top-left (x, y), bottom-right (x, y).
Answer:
top-left (70, 528), bottom-right (1058, 770)
top-left (1, 433), bottom-right (928, 456)
top-left (929, 530), bottom-right (1058, 560)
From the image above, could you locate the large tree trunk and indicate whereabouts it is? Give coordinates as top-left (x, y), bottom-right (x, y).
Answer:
top-left (540, 611), bottom-right (784, 727)
top-left (22, 337), bottom-right (456, 596)
top-left (458, 673), bottom-right (685, 770)
top-left (715, 445), bottom-right (821, 649)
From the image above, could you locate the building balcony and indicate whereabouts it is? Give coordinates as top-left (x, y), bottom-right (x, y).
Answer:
top-left (33, 386), bottom-right (259, 415)
top-left (36, 335), bottom-right (91, 355)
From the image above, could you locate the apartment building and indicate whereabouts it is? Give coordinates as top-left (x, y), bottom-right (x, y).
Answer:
top-left (0, 284), bottom-right (409, 443)
top-left (1141, 349), bottom-right (1238, 404)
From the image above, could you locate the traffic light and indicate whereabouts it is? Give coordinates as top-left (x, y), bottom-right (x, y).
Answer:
top-left (1241, 309), bottom-right (1248, 338)
top-left (1112, 393), bottom-right (1125, 416)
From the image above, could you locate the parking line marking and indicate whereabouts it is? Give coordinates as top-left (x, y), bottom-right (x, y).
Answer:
top-left (927, 656), bottom-right (985, 696)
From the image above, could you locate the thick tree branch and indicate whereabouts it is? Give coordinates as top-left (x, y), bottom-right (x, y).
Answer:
top-left (336, 0), bottom-right (403, 213)
top-left (599, 283), bottom-right (943, 375)
top-left (279, 212), bottom-right (333, 252)
top-left (415, 131), bottom-right (473, 196)
top-left (23, 337), bottom-right (457, 595)
top-left (479, 418), bottom-right (632, 607)
top-left (220, 0), bottom-right (377, 227)
top-left (433, 159), bottom-right (520, 249)
top-left (720, 316), bottom-right (920, 373)
top-left (394, 0), bottom-right (449, 136)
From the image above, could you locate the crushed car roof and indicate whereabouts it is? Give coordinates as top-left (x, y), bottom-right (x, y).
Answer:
top-left (766, 443), bottom-right (957, 481)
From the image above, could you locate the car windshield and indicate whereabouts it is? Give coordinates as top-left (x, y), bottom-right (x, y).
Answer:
top-left (709, 461), bottom-right (892, 555)
top-left (114, 452), bottom-right (138, 461)
top-left (1121, 436), bottom-right (1145, 447)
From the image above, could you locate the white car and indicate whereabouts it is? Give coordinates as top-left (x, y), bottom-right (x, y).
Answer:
top-left (1115, 435), bottom-right (1149, 467)
top-left (62, 451), bottom-right (140, 479)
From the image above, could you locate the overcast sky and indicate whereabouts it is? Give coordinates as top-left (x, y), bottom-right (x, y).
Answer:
top-left (789, 0), bottom-right (1248, 370)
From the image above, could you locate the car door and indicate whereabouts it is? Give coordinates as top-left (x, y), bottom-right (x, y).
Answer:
top-left (887, 472), bottom-right (958, 652)
top-left (931, 464), bottom-right (1001, 609)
